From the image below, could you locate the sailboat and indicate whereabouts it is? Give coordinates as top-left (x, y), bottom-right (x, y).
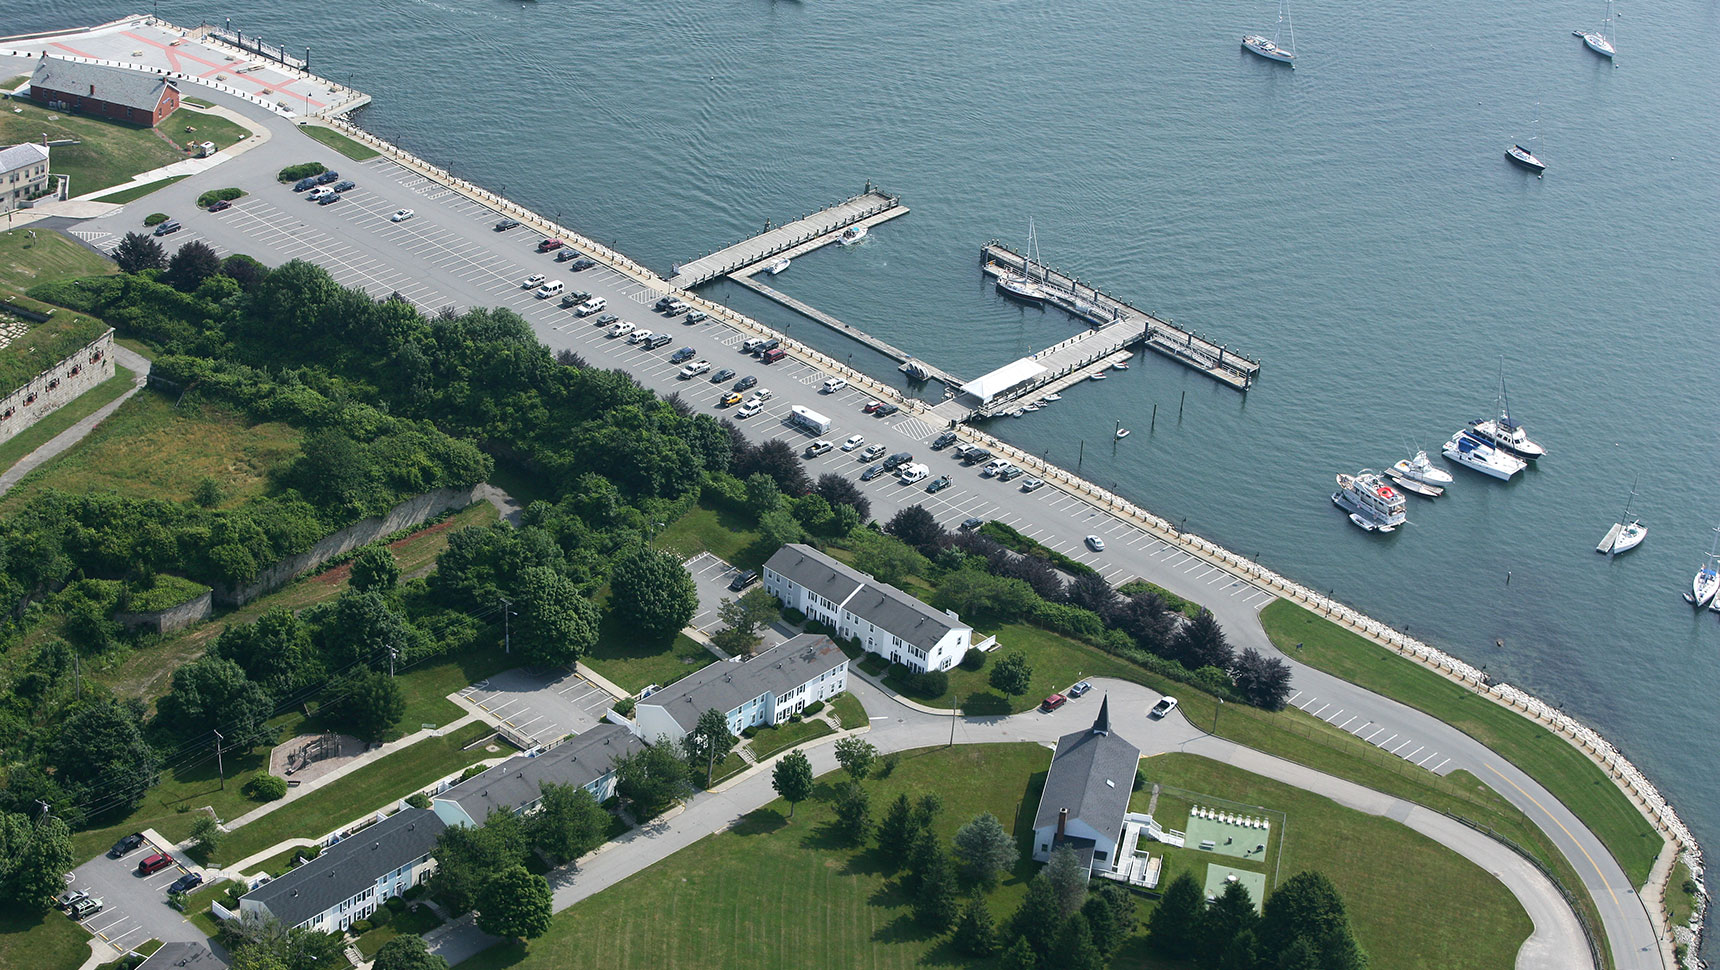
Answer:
top-left (1243, 0), bottom-right (1297, 64)
top-left (1578, 0), bottom-right (1616, 58)
top-left (1506, 103), bottom-right (1548, 174)
top-left (996, 219), bottom-right (1050, 304)
top-left (1467, 360), bottom-right (1547, 460)
top-left (1595, 479), bottom-right (1647, 556)
top-left (1689, 527), bottom-right (1720, 607)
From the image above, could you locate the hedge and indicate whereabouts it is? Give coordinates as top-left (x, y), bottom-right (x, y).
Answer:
top-left (276, 162), bottom-right (327, 183)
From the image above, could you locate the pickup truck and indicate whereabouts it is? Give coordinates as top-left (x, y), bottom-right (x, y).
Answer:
top-left (804, 440), bottom-right (834, 458)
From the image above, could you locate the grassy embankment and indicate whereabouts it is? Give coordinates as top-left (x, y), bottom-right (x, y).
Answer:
top-left (0, 104), bottom-right (246, 198)
top-left (298, 124), bottom-right (381, 161)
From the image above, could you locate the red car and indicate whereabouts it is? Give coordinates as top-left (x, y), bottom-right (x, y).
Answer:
top-left (537, 238), bottom-right (565, 253)
top-left (863, 400), bottom-right (882, 414)
top-left (1041, 693), bottom-right (1068, 712)
top-left (207, 199), bottom-right (232, 213)
top-left (137, 852), bottom-right (175, 875)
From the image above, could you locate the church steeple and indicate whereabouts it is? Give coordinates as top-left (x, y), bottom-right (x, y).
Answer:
top-left (1092, 694), bottom-right (1111, 736)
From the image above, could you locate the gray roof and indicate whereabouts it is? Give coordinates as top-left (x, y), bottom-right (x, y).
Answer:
top-left (641, 634), bottom-right (848, 733)
top-left (241, 808), bottom-right (444, 928)
top-left (139, 942), bottom-right (227, 970)
top-left (766, 544), bottom-right (966, 651)
top-left (1033, 697), bottom-right (1141, 838)
top-left (0, 143), bottom-right (49, 174)
top-left (437, 723), bottom-right (644, 820)
top-left (30, 55), bottom-right (177, 112)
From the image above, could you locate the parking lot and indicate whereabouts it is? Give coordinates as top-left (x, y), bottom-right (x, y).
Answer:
top-left (65, 837), bottom-right (208, 957)
top-left (456, 666), bottom-right (617, 748)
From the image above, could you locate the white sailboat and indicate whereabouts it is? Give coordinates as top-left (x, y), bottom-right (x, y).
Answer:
top-left (1506, 103), bottom-right (1548, 175)
top-left (1467, 361), bottom-right (1547, 460)
top-left (1596, 479), bottom-right (1647, 556)
top-left (1580, 0), bottom-right (1616, 58)
top-left (997, 219), bottom-right (1050, 303)
top-left (1689, 527), bottom-right (1720, 607)
top-left (1243, 0), bottom-right (1297, 64)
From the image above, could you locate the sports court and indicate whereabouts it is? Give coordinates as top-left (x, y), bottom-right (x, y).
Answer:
top-left (1202, 865), bottom-right (1267, 912)
top-left (1185, 804), bottom-right (1273, 861)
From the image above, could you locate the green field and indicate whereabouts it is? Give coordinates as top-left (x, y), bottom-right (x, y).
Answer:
top-left (91, 175), bottom-right (190, 205)
top-left (298, 124), bottom-right (381, 161)
top-left (0, 103), bottom-right (182, 197)
top-left (1260, 600), bottom-right (1661, 887)
top-left (828, 691), bottom-right (867, 730)
top-left (651, 501), bottom-right (765, 567)
top-left (0, 364), bottom-right (133, 471)
top-left (71, 734), bottom-right (281, 862)
top-left (746, 718), bottom-right (834, 761)
top-left (167, 107), bottom-right (252, 152)
top-left (0, 907), bottom-right (94, 970)
top-left (886, 623), bottom-right (1147, 716)
top-left (0, 227), bottom-right (115, 290)
top-left (586, 624), bottom-right (715, 695)
top-left (0, 291), bottom-right (109, 395)
top-left (213, 720), bottom-right (501, 866)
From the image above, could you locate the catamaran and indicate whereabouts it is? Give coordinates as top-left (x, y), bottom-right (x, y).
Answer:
top-left (1443, 431), bottom-right (1526, 480)
top-left (1243, 0), bottom-right (1297, 64)
top-left (1467, 361), bottom-right (1547, 460)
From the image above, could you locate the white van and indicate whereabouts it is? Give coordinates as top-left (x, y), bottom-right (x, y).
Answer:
top-left (741, 337), bottom-right (767, 354)
top-left (822, 377), bottom-right (847, 394)
top-left (535, 280), bottom-right (564, 299)
top-left (897, 462), bottom-right (930, 484)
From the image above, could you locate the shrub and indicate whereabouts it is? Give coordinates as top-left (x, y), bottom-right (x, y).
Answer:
top-left (959, 648), bottom-right (987, 671)
top-left (276, 162), bottom-right (327, 182)
top-left (143, 212), bottom-right (168, 226)
top-left (804, 619), bottom-right (832, 636)
top-left (350, 918), bottom-right (371, 933)
top-left (195, 186), bottom-right (244, 208)
top-left (385, 895), bottom-right (407, 914)
top-left (458, 764), bottom-right (489, 783)
top-left (912, 669), bottom-right (949, 697)
top-left (406, 792), bottom-right (431, 810)
top-left (782, 607), bottom-right (807, 625)
top-left (802, 700), bottom-right (825, 716)
top-left (613, 697), bottom-right (637, 717)
top-left (742, 725), bottom-right (761, 738)
top-left (242, 774), bottom-right (288, 801)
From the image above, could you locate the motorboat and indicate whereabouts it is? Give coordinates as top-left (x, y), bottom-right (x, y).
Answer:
top-left (1112, 361), bottom-right (1130, 371)
top-left (1689, 527), bottom-right (1720, 607)
top-left (838, 225), bottom-right (868, 246)
top-left (1089, 372), bottom-right (1108, 381)
top-left (1043, 393), bottom-right (1062, 402)
top-left (1596, 479), bottom-right (1646, 555)
top-left (1391, 450), bottom-right (1454, 487)
top-left (766, 257), bottom-right (791, 275)
top-left (1467, 361), bottom-right (1547, 460)
top-left (1115, 428), bottom-right (1131, 439)
top-left (1243, 0), bottom-right (1296, 64)
top-left (1332, 470), bottom-right (1407, 532)
top-left (1388, 474), bottom-right (1443, 498)
top-left (1506, 144), bottom-right (1547, 172)
top-left (1010, 408), bottom-right (1026, 418)
top-left (1442, 431), bottom-right (1526, 480)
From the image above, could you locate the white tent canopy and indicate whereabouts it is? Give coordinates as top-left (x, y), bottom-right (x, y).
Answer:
top-left (960, 358), bottom-right (1047, 405)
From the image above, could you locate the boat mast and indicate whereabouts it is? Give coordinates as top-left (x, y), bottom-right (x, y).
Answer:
top-left (1279, 0), bottom-right (1295, 52)
top-left (1496, 357), bottom-right (1512, 428)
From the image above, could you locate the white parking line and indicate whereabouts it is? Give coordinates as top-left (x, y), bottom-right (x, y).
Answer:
top-left (1337, 715), bottom-right (1356, 729)
top-left (1430, 758), bottom-right (1450, 772)
top-left (1310, 703), bottom-right (1329, 718)
top-left (1378, 733), bottom-right (1397, 747)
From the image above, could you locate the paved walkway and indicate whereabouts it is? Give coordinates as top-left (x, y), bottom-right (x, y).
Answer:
top-left (0, 345), bottom-right (150, 496)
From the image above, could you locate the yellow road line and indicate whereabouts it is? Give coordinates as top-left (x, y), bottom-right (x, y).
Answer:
top-left (1486, 762), bottom-right (1619, 907)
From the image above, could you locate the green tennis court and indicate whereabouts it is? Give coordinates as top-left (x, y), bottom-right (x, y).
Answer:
top-left (1203, 864), bottom-right (1266, 912)
top-left (1185, 807), bottom-right (1271, 861)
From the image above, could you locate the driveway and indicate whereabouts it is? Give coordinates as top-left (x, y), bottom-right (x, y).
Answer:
top-left (457, 667), bottom-right (614, 748)
top-left (66, 838), bottom-right (208, 958)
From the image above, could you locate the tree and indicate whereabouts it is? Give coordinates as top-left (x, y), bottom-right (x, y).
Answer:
top-left (952, 812), bottom-right (1018, 889)
top-left (1260, 871), bottom-right (1363, 966)
top-left (1042, 844), bottom-right (1090, 917)
top-left (1084, 882), bottom-right (1137, 959)
top-left (1109, 590), bottom-right (1176, 653)
top-left (712, 587), bottom-right (780, 655)
top-left (833, 781), bottom-right (871, 845)
top-left (156, 655), bottom-right (277, 750)
top-left (743, 472), bottom-right (784, 518)
top-left (308, 590), bottom-right (421, 670)
top-left (166, 239), bottom-right (222, 291)
top-left (371, 934), bottom-right (449, 970)
top-left (876, 793), bottom-right (915, 863)
top-left (221, 252), bottom-right (267, 290)
top-left (734, 440), bottom-right (810, 496)
top-left (514, 565), bottom-right (600, 666)
top-left (1218, 928), bottom-right (1262, 970)
top-left (1064, 572), bottom-right (1117, 616)
top-left (988, 651), bottom-right (1034, 697)
top-left (52, 700), bottom-right (155, 812)
top-left (1149, 871), bottom-right (1204, 959)
top-left (429, 811), bottom-right (528, 914)
top-left (526, 782), bottom-right (610, 864)
top-left (324, 668), bottom-right (405, 742)
top-left (886, 504), bottom-right (946, 554)
top-left (0, 812), bottom-right (74, 910)
top-left (847, 530), bottom-right (929, 586)
top-left (349, 544), bottom-right (400, 593)
top-left (904, 826), bottom-right (941, 895)
top-left (1198, 879), bottom-right (1260, 969)
top-left (772, 750), bottom-right (814, 818)
top-left (913, 849), bottom-right (960, 930)
top-left (834, 736), bottom-right (876, 781)
top-left (476, 865), bottom-right (552, 941)
top-left (932, 569), bottom-right (1038, 623)
top-left (1054, 912), bottom-right (1104, 970)
top-left (815, 472), bottom-right (871, 522)
top-left (681, 708), bottom-right (738, 787)
top-left (1170, 609), bottom-right (1234, 670)
top-left (757, 507), bottom-right (807, 551)
top-left (998, 935), bottom-right (1038, 970)
top-left (113, 231), bottom-right (165, 273)
top-left (1008, 875), bottom-right (1062, 963)
top-left (609, 546), bottom-right (698, 640)
top-left (189, 813), bottom-right (223, 855)
top-left (613, 740), bottom-right (693, 821)
top-left (953, 898), bottom-right (998, 956)
top-left (1232, 648), bottom-right (1294, 710)
top-left (214, 607), bottom-right (322, 696)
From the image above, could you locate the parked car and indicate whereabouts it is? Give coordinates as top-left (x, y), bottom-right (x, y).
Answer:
top-left (960, 517), bottom-right (985, 531)
top-left (314, 170), bottom-right (339, 185)
top-left (137, 853), bottom-right (175, 875)
top-left (1085, 535), bottom-right (1105, 552)
top-left (925, 475), bottom-right (951, 493)
top-left (521, 274), bottom-right (547, 289)
top-left (882, 451), bottom-right (913, 471)
top-left (306, 186), bottom-right (332, 201)
top-left (646, 333), bottom-right (673, 349)
top-left (669, 347), bottom-right (697, 364)
top-left (1150, 697), bottom-right (1179, 719)
top-left (761, 347), bottom-right (787, 364)
top-left (728, 570), bottom-right (759, 592)
top-left (292, 176), bottom-right (317, 191)
top-left (627, 329), bottom-right (654, 345)
top-left (737, 399), bottom-right (763, 418)
top-left (390, 208), bottom-right (415, 222)
top-left (570, 257), bottom-right (596, 271)
top-left (595, 313), bottom-right (619, 326)
top-left (167, 872), bottom-right (203, 895)
top-left (151, 220), bottom-right (182, 237)
top-left (875, 402), bottom-right (900, 416)
top-left (858, 443), bottom-right (886, 462)
top-left (822, 377), bottom-right (847, 393)
top-left (537, 238), bottom-right (565, 252)
top-left (1021, 477), bottom-right (1045, 492)
top-left (710, 368), bottom-right (737, 384)
top-left (982, 458), bottom-right (1012, 477)
top-left (1070, 681), bottom-right (1093, 699)
top-left (317, 192), bottom-right (341, 205)
top-left (685, 309), bottom-right (708, 323)
top-left (931, 431), bottom-right (960, 450)
top-left (555, 248), bottom-right (581, 262)
top-left (998, 466), bottom-right (1025, 482)
top-left (664, 301), bottom-right (691, 317)
top-left (861, 463), bottom-right (886, 481)
top-left (804, 440), bottom-right (833, 457)
top-left (607, 322), bottom-right (635, 338)
top-left (206, 198), bottom-right (232, 212)
top-left (678, 360), bottom-right (711, 379)
top-left (862, 400), bottom-right (882, 414)
top-left (109, 833), bottom-right (145, 858)
top-left (575, 298), bottom-right (608, 316)
top-left (841, 434), bottom-right (866, 452)
top-left (69, 897), bottom-right (104, 921)
top-left (1041, 693), bottom-right (1068, 713)
top-left (753, 338), bottom-right (781, 356)
top-left (749, 389), bottom-right (773, 402)
top-left (654, 296), bottom-right (678, 311)
top-left (55, 890), bottom-right (89, 911)
top-left (961, 448), bottom-right (994, 466)
top-left (741, 338), bottom-right (767, 354)
top-left (494, 218), bottom-right (521, 231)
top-left (332, 180), bottom-right (356, 193)
top-left (719, 392), bottom-right (743, 408)
top-left (733, 375), bottom-right (758, 392)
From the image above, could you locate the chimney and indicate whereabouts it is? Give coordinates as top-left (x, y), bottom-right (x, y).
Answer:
top-left (1057, 808), bottom-right (1068, 841)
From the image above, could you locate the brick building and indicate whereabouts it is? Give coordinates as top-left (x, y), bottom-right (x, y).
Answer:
top-left (28, 55), bottom-right (180, 127)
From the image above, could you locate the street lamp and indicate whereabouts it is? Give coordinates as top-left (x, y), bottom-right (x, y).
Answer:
top-left (1212, 698), bottom-right (1224, 734)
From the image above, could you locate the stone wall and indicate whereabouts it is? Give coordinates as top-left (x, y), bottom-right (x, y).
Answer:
top-left (0, 327), bottom-right (114, 447)
top-left (115, 589), bottom-right (213, 634)
top-left (211, 484), bottom-right (480, 607)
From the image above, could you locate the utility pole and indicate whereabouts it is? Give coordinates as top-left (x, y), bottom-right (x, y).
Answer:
top-left (387, 645), bottom-right (398, 677)
top-left (500, 597), bottom-right (513, 655)
top-left (212, 730), bottom-right (225, 789)
top-left (948, 702), bottom-right (958, 748)
top-left (34, 799), bottom-right (50, 821)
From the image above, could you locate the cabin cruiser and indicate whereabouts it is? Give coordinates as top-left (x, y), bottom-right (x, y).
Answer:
top-left (838, 225), bottom-right (868, 246)
top-left (1442, 431), bottom-right (1526, 480)
top-left (1391, 450), bottom-right (1454, 487)
top-left (766, 257), bottom-right (791, 275)
top-left (1332, 470), bottom-right (1407, 532)
top-left (1466, 416), bottom-right (1546, 460)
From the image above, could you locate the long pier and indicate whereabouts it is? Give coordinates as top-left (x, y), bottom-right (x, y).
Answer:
top-left (726, 273), bottom-right (959, 387)
top-left (981, 243), bottom-right (1260, 391)
top-left (667, 190), bottom-right (905, 289)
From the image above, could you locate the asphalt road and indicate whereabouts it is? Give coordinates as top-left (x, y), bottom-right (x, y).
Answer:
top-left (40, 80), bottom-right (1655, 969)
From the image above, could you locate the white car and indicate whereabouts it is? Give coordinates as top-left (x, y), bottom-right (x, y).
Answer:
top-left (736, 399), bottom-right (763, 418)
top-left (678, 360), bottom-right (711, 379)
top-left (521, 274), bottom-right (547, 289)
top-left (390, 208), bottom-right (415, 222)
top-left (1149, 697), bottom-right (1179, 719)
top-left (750, 388), bottom-right (773, 402)
top-left (575, 297), bottom-right (607, 316)
top-left (982, 458), bottom-right (1013, 477)
top-left (1021, 477), bottom-right (1045, 492)
top-left (307, 186), bottom-right (332, 200)
top-left (608, 322), bottom-right (635, 338)
top-left (1085, 535), bottom-right (1105, 552)
top-left (627, 329), bottom-right (654, 344)
top-left (858, 443), bottom-right (886, 462)
top-left (822, 377), bottom-right (848, 393)
top-left (841, 434), bottom-right (866, 452)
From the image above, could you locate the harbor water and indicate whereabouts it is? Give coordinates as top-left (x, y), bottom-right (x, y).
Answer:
top-left (13, 0), bottom-right (1720, 890)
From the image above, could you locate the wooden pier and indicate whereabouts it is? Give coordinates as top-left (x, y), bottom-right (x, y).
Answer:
top-left (667, 190), bottom-right (906, 289)
top-left (980, 243), bottom-right (1260, 391)
top-left (725, 273), bottom-right (959, 387)
top-left (965, 334), bottom-right (1146, 420)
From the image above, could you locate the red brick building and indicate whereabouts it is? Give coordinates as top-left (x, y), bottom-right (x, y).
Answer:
top-left (28, 55), bottom-right (180, 127)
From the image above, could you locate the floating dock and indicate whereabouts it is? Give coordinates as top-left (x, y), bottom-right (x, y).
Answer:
top-left (667, 189), bottom-right (906, 289)
top-left (726, 273), bottom-right (958, 387)
top-left (980, 243), bottom-right (1260, 391)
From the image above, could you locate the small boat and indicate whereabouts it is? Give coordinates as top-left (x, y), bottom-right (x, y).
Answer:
top-left (1689, 527), bottom-right (1720, 607)
top-left (838, 224), bottom-right (868, 246)
top-left (1089, 372), bottom-right (1108, 381)
top-left (1596, 479), bottom-right (1646, 555)
top-left (1043, 393), bottom-right (1062, 402)
top-left (1010, 408), bottom-right (1026, 418)
top-left (1242, 0), bottom-right (1296, 64)
top-left (1111, 361), bottom-right (1130, 371)
top-left (1579, 0), bottom-right (1616, 58)
top-left (1443, 431), bottom-right (1526, 480)
top-left (1391, 450), bottom-right (1454, 487)
top-left (1116, 429), bottom-right (1130, 439)
top-left (1506, 144), bottom-right (1547, 173)
top-left (1024, 403), bottom-right (1041, 412)
top-left (1388, 474), bottom-right (1443, 498)
top-left (1333, 470), bottom-right (1407, 532)
top-left (766, 257), bottom-right (791, 275)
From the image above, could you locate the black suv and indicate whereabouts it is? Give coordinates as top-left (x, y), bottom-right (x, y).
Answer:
top-left (167, 872), bottom-right (203, 895)
top-left (883, 451), bottom-right (913, 471)
top-left (753, 338), bottom-right (781, 356)
top-left (733, 375), bottom-right (758, 392)
top-left (931, 431), bottom-right (960, 450)
top-left (962, 448), bottom-right (994, 465)
top-left (710, 368), bottom-right (737, 384)
top-left (669, 347), bottom-right (697, 364)
top-left (494, 218), bottom-right (522, 231)
top-left (728, 570), bottom-right (759, 592)
top-left (654, 296), bottom-right (677, 312)
top-left (315, 170), bottom-right (340, 185)
top-left (109, 833), bottom-right (145, 858)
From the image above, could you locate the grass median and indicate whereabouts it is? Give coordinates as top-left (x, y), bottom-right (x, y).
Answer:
top-left (298, 124), bottom-right (381, 161)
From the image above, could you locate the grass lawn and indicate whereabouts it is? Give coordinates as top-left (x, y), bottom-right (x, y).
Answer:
top-left (1139, 753), bottom-right (1531, 970)
top-left (829, 691), bottom-right (867, 730)
top-left (651, 501), bottom-right (764, 567)
top-left (387, 641), bottom-right (515, 737)
top-left (177, 879), bottom-right (241, 938)
top-left (1261, 600), bottom-right (1661, 887)
top-left (706, 750), bottom-right (749, 787)
top-left (1118, 578), bottom-right (1202, 618)
top-left (354, 903), bottom-right (443, 958)
top-left (0, 227), bottom-right (115, 289)
top-left (746, 718), bottom-right (834, 762)
top-left (212, 720), bottom-right (502, 866)
top-left (1668, 859), bottom-right (1697, 927)
top-left (167, 107), bottom-right (252, 152)
top-left (585, 621), bottom-right (715, 695)
top-left (0, 906), bottom-right (95, 970)
top-left (0, 103), bottom-right (185, 197)
top-left (298, 124), bottom-right (381, 161)
top-left (885, 623), bottom-right (1146, 716)
top-left (71, 735), bottom-right (282, 861)
top-left (0, 389), bottom-right (301, 513)
top-left (0, 364), bottom-right (132, 471)
top-left (90, 175), bottom-right (188, 204)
